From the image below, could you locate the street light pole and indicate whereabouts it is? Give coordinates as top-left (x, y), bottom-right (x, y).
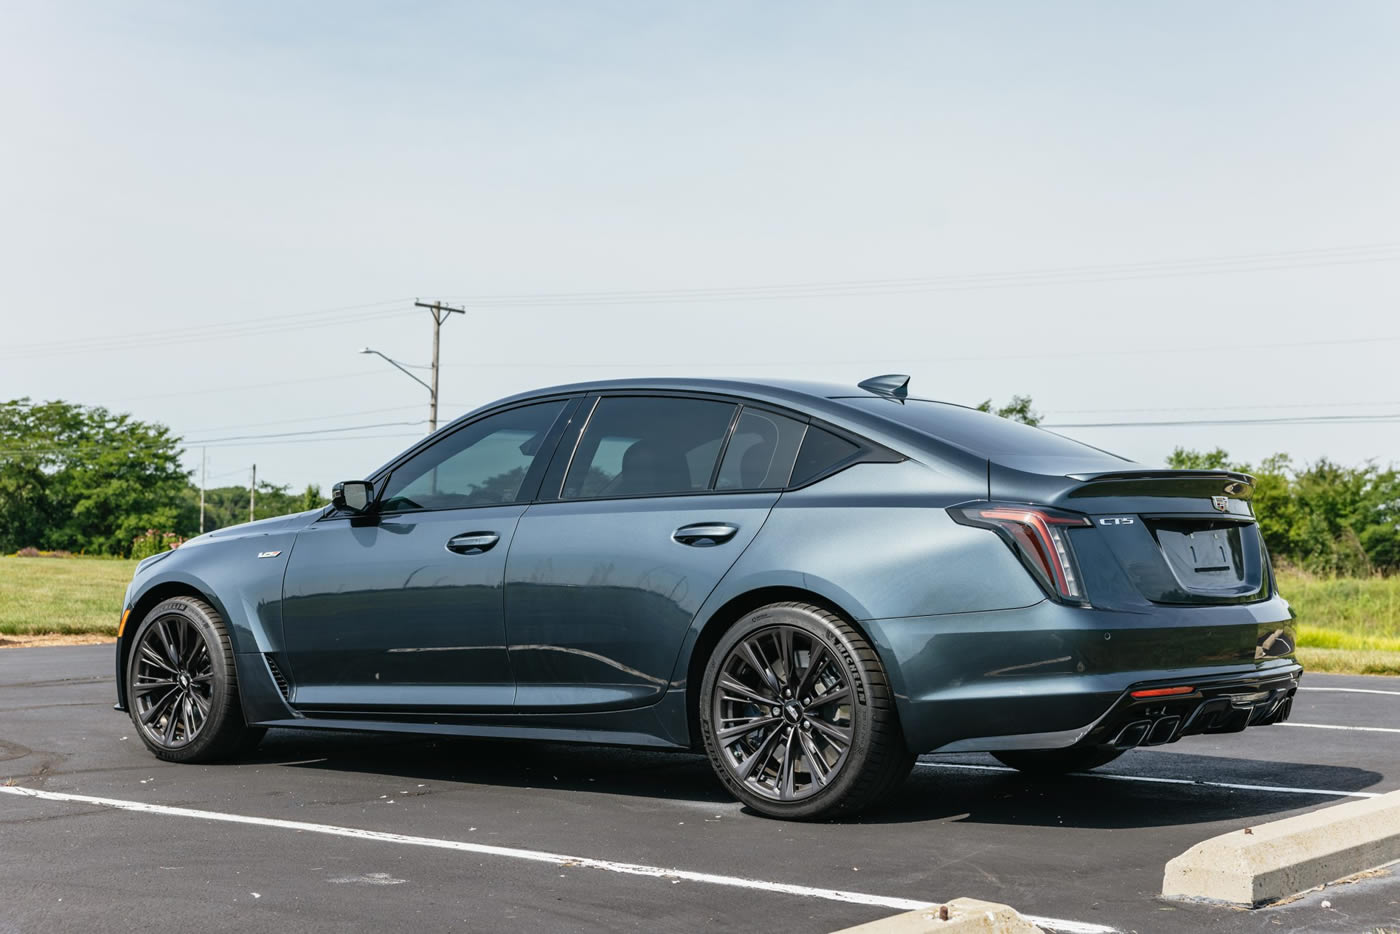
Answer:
top-left (359, 301), bottom-right (464, 433)
top-left (413, 301), bottom-right (465, 432)
top-left (360, 347), bottom-right (434, 429)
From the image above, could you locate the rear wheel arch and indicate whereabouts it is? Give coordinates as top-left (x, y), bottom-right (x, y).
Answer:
top-left (684, 586), bottom-right (879, 750)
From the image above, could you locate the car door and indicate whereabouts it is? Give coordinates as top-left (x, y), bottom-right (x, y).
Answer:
top-left (280, 398), bottom-right (574, 712)
top-left (504, 395), bottom-right (808, 711)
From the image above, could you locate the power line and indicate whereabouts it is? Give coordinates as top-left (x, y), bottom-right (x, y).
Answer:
top-left (442, 332), bottom-right (1400, 369)
top-left (0, 304), bottom-right (418, 361)
top-left (1045, 413), bottom-right (1400, 429)
top-left (109, 370), bottom-right (392, 403)
top-left (0, 431), bottom-right (426, 457)
top-left (1052, 399), bottom-right (1400, 415)
top-left (5, 244), bottom-right (1397, 362)
top-left (3, 297), bottom-right (412, 354)
top-left (433, 243), bottom-right (1400, 308)
top-left (184, 420), bottom-right (427, 445)
top-left (172, 404), bottom-right (426, 434)
top-left (185, 432), bottom-right (427, 450)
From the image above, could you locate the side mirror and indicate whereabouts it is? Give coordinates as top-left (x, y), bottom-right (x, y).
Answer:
top-left (332, 480), bottom-right (374, 513)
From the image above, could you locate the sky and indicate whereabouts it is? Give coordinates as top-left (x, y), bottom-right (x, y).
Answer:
top-left (3, 1), bottom-right (1398, 493)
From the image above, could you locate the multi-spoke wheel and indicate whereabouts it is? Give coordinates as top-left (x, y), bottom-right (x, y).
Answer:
top-left (699, 602), bottom-right (913, 820)
top-left (125, 598), bottom-right (264, 763)
top-left (132, 613), bottom-right (214, 748)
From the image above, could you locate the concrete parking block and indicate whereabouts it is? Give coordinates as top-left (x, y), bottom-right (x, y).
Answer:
top-left (830, 898), bottom-right (1044, 933)
top-left (1162, 787), bottom-right (1400, 906)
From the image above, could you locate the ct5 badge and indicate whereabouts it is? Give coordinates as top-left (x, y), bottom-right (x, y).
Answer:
top-left (257, 551), bottom-right (282, 559)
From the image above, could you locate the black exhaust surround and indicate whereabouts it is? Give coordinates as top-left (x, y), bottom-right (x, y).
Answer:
top-left (1084, 671), bottom-right (1299, 751)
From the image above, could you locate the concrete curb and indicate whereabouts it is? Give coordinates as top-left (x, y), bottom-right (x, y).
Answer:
top-left (1162, 787), bottom-right (1400, 906)
top-left (830, 898), bottom-right (1044, 933)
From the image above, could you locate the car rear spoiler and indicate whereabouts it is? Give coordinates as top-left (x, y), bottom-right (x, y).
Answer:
top-left (1065, 469), bottom-right (1255, 485)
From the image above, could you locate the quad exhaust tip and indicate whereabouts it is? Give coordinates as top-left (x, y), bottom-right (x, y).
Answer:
top-left (1112, 691), bottom-right (1293, 749)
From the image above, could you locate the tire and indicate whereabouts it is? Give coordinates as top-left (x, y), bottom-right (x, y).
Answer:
top-left (991, 745), bottom-right (1124, 775)
top-left (125, 597), bottom-right (265, 763)
top-left (698, 602), bottom-right (914, 820)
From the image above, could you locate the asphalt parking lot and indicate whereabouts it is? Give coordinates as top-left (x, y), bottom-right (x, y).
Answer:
top-left (2, 646), bottom-right (1397, 933)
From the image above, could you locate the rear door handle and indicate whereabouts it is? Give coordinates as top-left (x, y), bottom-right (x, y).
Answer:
top-left (445, 532), bottom-right (500, 555)
top-left (672, 523), bottom-right (739, 547)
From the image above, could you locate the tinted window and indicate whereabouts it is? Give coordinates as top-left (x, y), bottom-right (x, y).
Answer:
top-left (716, 408), bottom-right (806, 491)
top-left (790, 426), bottom-right (861, 486)
top-left (843, 398), bottom-right (1114, 458)
top-left (379, 401), bottom-right (566, 511)
top-left (564, 396), bottom-right (736, 498)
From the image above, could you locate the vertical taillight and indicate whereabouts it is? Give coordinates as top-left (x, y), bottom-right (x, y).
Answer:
top-left (950, 503), bottom-right (1092, 603)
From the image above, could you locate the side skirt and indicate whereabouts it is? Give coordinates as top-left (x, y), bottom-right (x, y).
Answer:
top-left (247, 715), bottom-right (688, 750)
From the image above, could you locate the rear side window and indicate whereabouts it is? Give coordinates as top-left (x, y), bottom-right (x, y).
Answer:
top-left (715, 408), bottom-right (807, 491)
top-left (790, 426), bottom-right (861, 486)
top-left (564, 396), bottom-right (737, 498)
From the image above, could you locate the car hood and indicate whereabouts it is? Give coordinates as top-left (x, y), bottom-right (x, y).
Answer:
top-left (182, 508), bottom-right (324, 547)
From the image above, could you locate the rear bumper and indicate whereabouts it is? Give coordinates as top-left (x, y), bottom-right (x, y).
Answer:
top-left (862, 596), bottom-right (1300, 753)
top-left (935, 666), bottom-right (1299, 753)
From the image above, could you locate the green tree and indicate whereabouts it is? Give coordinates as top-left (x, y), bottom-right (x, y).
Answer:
top-left (187, 481), bottom-right (326, 533)
top-left (0, 399), bottom-right (189, 556)
top-left (298, 483), bottom-right (325, 511)
top-left (1166, 446), bottom-right (1232, 470)
top-left (1168, 447), bottom-right (1400, 575)
top-left (976, 395), bottom-right (1042, 426)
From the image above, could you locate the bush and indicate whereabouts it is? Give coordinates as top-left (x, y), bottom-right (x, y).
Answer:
top-left (130, 529), bottom-right (183, 561)
top-left (1168, 448), bottom-right (1400, 575)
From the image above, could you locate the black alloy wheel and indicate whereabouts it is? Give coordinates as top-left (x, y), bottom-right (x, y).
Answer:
top-left (132, 613), bottom-right (214, 748)
top-left (699, 602), bottom-right (914, 820)
top-left (126, 597), bottom-right (264, 762)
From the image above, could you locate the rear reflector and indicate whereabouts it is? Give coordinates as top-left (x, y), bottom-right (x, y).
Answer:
top-left (949, 503), bottom-right (1092, 603)
top-left (1130, 685), bottom-right (1195, 698)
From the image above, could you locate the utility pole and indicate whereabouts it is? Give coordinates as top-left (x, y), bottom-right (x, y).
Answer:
top-left (199, 448), bottom-right (207, 534)
top-left (250, 464), bottom-right (256, 523)
top-left (413, 300), bottom-right (465, 432)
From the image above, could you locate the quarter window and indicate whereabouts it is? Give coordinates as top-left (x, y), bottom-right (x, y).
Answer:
top-left (378, 401), bottom-right (567, 512)
top-left (790, 426), bottom-right (861, 486)
top-left (715, 408), bottom-right (806, 491)
top-left (564, 396), bottom-right (737, 498)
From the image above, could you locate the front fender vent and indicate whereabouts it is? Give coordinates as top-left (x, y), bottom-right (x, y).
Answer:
top-left (263, 654), bottom-right (292, 701)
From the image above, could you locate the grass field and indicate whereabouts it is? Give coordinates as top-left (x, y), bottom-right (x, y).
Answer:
top-left (0, 556), bottom-right (136, 636)
top-left (1277, 569), bottom-right (1400, 675)
top-left (2, 556), bottom-right (1398, 674)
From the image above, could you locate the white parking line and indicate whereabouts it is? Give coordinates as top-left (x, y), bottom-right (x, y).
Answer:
top-left (1280, 722), bottom-right (1400, 734)
top-left (0, 785), bottom-right (1115, 934)
top-left (917, 761), bottom-right (1384, 799)
top-left (1298, 686), bottom-right (1400, 697)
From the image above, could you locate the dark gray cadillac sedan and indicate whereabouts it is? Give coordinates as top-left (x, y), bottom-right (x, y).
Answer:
top-left (115, 375), bottom-right (1299, 819)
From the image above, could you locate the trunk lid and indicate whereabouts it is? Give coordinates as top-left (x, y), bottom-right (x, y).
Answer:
top-left (990, 464), bottom-right (1271, 606)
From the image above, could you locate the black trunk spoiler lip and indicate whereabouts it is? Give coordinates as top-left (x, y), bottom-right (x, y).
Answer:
top-left (1065, 468), bottom-right (1256, 486)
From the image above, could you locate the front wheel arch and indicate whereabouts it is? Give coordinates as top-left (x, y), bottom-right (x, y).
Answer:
top-left (119, 582), bottom-right (223, 712)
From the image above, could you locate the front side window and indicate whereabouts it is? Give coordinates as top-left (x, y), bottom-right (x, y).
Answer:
top-left (563, 396), bottom-right (737, 498)
top-left (378, 401), bottom-right (567, 512)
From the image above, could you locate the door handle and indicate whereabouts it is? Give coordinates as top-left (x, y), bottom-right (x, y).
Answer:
top-left (445, 532), bottom-right (500, 555)
top-left (672, 523), bottom-right (739, 547)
